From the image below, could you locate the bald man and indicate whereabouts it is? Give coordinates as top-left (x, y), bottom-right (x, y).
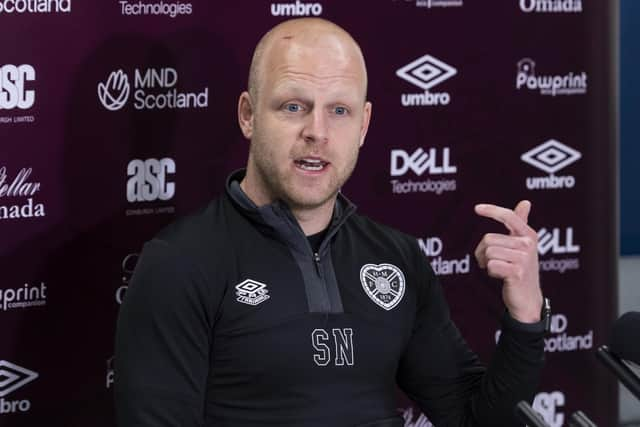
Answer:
top-left (115, 19), bottom-right (546, 427)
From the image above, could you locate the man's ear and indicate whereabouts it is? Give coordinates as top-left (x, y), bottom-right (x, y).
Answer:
top-left (359, 101), bottom-right (372, 147)
top-left (238, 91), bottom-right (254, 139)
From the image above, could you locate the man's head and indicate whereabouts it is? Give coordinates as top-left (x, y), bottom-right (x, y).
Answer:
top-left (238, 18), bottom-right (372, 214)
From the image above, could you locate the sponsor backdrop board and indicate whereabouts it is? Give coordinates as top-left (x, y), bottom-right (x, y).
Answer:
top-left (0, 1), bottom-right (617, 426)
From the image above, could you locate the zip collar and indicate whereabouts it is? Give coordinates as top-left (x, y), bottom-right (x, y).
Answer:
top-left (225, 169), bottom-right (356, 255)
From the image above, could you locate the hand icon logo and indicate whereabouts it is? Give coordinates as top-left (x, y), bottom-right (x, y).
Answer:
top-left (98, 70), bottom-right (130, 111)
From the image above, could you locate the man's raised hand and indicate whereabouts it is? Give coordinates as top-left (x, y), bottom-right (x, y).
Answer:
top-left (474, 200), bottom-right (543, 323)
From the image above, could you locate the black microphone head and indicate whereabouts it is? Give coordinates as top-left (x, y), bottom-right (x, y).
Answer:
top-left (610, 311), bottom-right (640, 365)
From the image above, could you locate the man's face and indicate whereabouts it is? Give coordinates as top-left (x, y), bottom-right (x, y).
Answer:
top-left (240, 32), bottom-right (371, 211)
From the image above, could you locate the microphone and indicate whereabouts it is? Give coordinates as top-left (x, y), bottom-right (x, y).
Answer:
top-left (514, 401), bottom-right (550, 427)
top-left (569, 410), bottom-right (598, 427)
top-left (596, 311), bottom-right (640, 401)
top-left (610, 312), bottom-right (640, 365)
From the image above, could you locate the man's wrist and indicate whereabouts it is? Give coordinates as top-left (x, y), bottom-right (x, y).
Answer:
top-left (504, 297), bottom-right (551, 333)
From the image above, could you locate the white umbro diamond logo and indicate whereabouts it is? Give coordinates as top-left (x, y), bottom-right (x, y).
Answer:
top-left (396, 54), bottom-right (457, 91)
top-left (521, 140), bottom-right (582, 174)
top-left (235, 279), bottom-right (270, 306)
top-left (0, 361), bottom-right (38, 397)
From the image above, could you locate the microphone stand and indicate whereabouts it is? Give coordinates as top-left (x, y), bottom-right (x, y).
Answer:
top-left (596, 345), bottom-right (640, 401)
top-left (514, 401), bottom-right (550, 427)
top-left (569, 410), bottom-right (598, 427)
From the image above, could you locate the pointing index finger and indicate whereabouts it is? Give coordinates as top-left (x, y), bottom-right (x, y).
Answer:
top-left (475, 203), bottom-right (531, 236)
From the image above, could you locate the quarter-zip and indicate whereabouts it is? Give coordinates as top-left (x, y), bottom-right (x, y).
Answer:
top-left (313, 252), bottom-right (323, 277)
top-left (226, 171), bottom-right (356, 313)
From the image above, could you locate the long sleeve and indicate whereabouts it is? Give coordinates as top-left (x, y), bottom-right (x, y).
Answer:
top-left (397, 245), bottom-right (545, 427)
top-left (114, 239), bottom-right (216, 427)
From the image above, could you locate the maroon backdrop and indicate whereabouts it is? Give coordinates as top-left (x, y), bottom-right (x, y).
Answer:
top-left (0, 1), bottom-right (617, 426)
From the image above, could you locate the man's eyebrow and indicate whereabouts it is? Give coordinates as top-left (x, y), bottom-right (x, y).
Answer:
top-left (275, 83), bottom-right (360, 101)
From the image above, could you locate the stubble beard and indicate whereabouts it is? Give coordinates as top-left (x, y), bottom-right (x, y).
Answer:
top-left (248, 138), bottom-right (359, 212)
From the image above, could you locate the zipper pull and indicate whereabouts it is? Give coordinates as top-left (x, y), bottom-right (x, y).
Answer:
top-left (313, 252), bottom-right (323, 277)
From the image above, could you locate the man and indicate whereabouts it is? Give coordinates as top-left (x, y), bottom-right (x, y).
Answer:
top-left (115, 18), bottom-right (545, 427)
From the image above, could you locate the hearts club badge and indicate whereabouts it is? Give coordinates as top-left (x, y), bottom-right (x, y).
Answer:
top-left (360, 263), bottom-right (406, 311)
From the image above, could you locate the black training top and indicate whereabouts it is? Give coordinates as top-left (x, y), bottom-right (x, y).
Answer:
top-left (114, 170), bottom-right (545, 427)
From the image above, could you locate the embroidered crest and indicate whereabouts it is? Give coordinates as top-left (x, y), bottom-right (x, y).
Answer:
top-left (235, 279), bottom-right (270, 306)
top-left (360, 263), bottom-right (406, 311)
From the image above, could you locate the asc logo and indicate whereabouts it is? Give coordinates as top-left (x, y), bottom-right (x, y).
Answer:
top-left (0, 65), bottom-right (35, 110)
top-left (533, 391), bottom-right (565, 427)
top-left (127, 158), bottom-right (175, 203)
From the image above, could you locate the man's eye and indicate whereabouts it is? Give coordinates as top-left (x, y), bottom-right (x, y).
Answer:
top-left (285, 103), bottom-right (301, 112)
top-left (334, 106), bottom-right (347, 115)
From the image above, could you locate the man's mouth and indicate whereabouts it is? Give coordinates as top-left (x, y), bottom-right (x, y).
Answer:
top-left (294, 158), bottom-right (329, 172)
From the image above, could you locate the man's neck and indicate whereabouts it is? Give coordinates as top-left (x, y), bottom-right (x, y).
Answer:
top-left (239, 176), bottom-right (335, 236)
top-left (289, 200), bottom-right (335, 236)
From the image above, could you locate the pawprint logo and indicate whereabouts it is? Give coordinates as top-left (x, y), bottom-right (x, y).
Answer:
top-left (98, 70), bottom-right (130, 111)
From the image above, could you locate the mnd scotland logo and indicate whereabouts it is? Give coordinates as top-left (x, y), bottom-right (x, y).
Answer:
top-left (0, 0), bottom-right (70, 13)
top-left (396, 54), bottom-right (457, 107)
top-left (516, 58), bottom-right (587, 96)
top-left (521, 139), bottom-right (581, 190)
top-left (98, 70), bottom-right (129, 111)
top-left (418, 237), bottom-right (470, 276)
top-left (0, 360), bottom-right (38, 414)
top-left (98, 67), bottom-right (208, 111)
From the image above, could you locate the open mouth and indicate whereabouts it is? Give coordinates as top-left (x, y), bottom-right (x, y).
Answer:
top-left (294, 158), bottom-right (329, 172)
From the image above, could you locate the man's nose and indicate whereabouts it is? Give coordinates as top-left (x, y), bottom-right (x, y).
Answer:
top-left (301, 109), bottom-right (329, 144)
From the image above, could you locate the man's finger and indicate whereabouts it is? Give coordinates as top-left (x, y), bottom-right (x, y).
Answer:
top-left (474, 203), bottom-right (531, 236)
top-left (486, 259), bottom-right (514, 280)
top-left (514, 200), bottom-right (531, 224)
top-left (482, 233), bottom-right (535, 251)
top-left (484, 246), bottom-right (526, 264)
